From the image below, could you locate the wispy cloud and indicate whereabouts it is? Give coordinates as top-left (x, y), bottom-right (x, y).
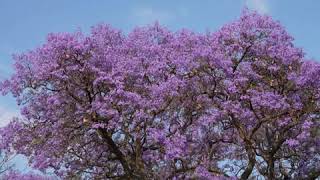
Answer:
top-left (131, 7), bottom-right (174, 25)
top-left (246, 0), bottom-right (269, 14)
top-left (0, 106), bottom-right (19, 127)
top-left (130, 6), bottom-right (189, 26)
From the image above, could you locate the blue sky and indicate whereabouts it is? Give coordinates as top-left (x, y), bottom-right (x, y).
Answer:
top-left (0, 0), bottom-right (319, 172)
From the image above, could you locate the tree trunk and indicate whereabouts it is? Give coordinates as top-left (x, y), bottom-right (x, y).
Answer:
top-left (97, 128), bottom-right (145, 179)
top-left (267, 157), bottom-right (275, 180)
top-left (240, 144), bottom-right (256, 180)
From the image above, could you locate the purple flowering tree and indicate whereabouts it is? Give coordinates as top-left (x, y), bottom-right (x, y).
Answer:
top-left (2, 170), bottom-right (53, 180)
top-left (0, 11), bottom-right (319, 179)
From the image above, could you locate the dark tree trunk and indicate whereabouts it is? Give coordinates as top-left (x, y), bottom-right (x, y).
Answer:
top-left (240, 144), bottom-right (256, 180)
top-left (97, 128), bottom-right (146, 179)
top-left (267, 157), bottom-right (275, 180)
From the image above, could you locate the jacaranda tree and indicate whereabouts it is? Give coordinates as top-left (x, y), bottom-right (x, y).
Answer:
top-left (1, 170), bottom-right (52, 180)
top-left (0, 11), bottom-right (319, 179)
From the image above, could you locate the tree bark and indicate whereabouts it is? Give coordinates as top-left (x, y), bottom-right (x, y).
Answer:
top-left (267, 157), bottom-right (275, 180)
top-left (97, 128), bottom-right (143, 179)
top-left (240, 144), bottom-right (256, 180)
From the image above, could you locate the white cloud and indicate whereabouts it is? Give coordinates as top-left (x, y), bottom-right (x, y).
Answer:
top-left (246, 0), bottom-right (269, 14)
top-left (131, 7), bottom-right (174, 25)
top-left (0, 106), bottom-right (19, 127)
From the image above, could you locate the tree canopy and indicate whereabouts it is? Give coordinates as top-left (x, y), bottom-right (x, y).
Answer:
top-left (0, 11), bottom-right (319, 179)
